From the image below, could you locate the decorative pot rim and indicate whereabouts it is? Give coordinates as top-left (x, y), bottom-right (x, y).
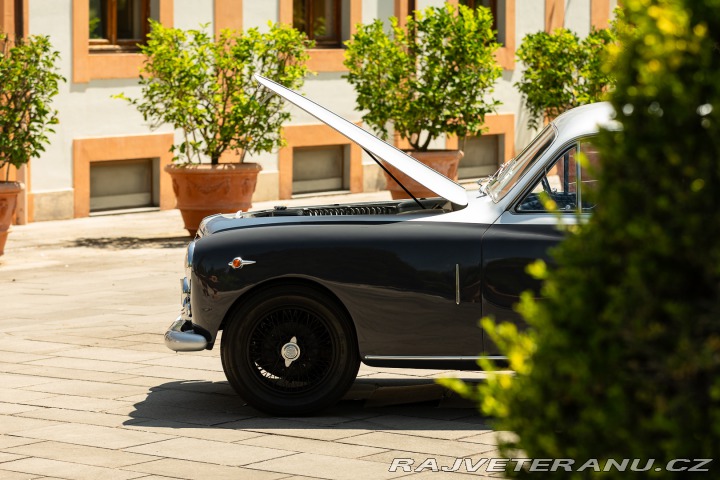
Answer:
top-left (402, 149), bottom-right (465, 159)
top-left (0, 181), bottom-right (26, 193)
top-left (402, 149), bottom-right (463, 153)
top-left (165, 163), bottom-right (262, 173)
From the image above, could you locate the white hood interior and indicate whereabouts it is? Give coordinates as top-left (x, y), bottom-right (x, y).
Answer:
top-left (254, 75), bottom-right (468, 206)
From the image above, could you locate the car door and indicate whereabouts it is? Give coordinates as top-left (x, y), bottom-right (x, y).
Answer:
top-left (335, 219), bottom-right (488, 361)
top-left (481, 138), bottom-right (599, 355)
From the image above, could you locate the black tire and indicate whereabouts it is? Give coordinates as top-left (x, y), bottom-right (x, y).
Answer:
top-left (220, 285), bottom-right (360, 416)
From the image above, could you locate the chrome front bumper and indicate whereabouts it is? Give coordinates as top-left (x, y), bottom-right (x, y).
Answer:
top-left (164, 317), bottom-right (207, 352)
top-left (164, 273), bottom-right (206, 352)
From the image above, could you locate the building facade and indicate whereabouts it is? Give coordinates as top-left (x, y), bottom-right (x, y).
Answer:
top-left (0, 0), bottom-right (617, 223)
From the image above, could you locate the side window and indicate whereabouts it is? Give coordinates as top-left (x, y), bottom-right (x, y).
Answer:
top-left (579, 140), bottom-right (600, 212)
top-left (516, 138), bottom-right (599, 213)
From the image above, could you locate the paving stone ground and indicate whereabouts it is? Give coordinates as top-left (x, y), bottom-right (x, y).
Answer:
top-left (0, 191), bottom-right (505, 480)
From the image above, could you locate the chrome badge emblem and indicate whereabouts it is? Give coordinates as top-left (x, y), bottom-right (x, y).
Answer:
top-left (228, 257), bottom-right (256, 269)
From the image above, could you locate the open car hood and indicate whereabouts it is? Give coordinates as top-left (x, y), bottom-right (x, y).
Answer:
top-left (255, 75), bottom-right (468, 207)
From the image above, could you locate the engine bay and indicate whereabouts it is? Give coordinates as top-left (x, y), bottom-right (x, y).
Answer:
top-left (241, 198), bottom-right (454, 218)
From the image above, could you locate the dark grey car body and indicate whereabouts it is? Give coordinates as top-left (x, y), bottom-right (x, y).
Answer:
top-left (164, 78), bottom-right (614, 413)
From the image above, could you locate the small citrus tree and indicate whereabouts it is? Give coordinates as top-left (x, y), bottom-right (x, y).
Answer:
top-left (0, 33), bottom-right (63, 180)
top-left (120, 21), bottom-right (313, 165)
top-left (344, 4), bottom-right (501, 151)
top-left (442, 0), bottom-right (720, 477)
top-left (515, 27), bottom-right (615, 129)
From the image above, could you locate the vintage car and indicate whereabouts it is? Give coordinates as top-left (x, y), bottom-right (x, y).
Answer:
top-left (164, 75), bottom-right (615, 415)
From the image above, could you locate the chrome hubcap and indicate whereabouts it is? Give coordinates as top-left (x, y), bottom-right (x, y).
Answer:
top-left (281, 336), bottom-right (301, 367)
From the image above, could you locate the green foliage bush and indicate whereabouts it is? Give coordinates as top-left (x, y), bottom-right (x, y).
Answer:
top-left (442, 0), bottom-right (720, 477)
top-left (120, 21), bottom-right (313, 165)
top-left (0, 34), bottom-right (63, 179)
top-left (344, 4), bottom-right (501, 151)
top-left (515, 27), bottom-right (615, 129)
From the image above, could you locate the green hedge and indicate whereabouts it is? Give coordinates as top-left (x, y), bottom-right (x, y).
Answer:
top-left (442, 0), bottom-right (720, 477)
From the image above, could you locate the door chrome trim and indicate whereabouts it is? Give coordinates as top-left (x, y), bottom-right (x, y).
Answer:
top-left (363, 355), bottom-right (507, 361)
top-left (455, 264), bottom-right (460, 305)
top-left (495, 210), bottom-right (585, 226)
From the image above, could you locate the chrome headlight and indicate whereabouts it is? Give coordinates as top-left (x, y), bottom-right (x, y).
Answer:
top-left (185, 241), bottom-right (195, 275)
top-left (180, 241), bottom-right (195, 321)
top-left (180, 276), bottom-right (192, 320)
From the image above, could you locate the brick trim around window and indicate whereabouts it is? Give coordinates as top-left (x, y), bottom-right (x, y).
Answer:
top-left (72, 133), bottom-right (175, 217)
top-left (278, 0), bottom-right (362, 73)
top-left (545, 0), bottom-right (564, 32)
top-left (72, 0), bottom-right (173, 83)
top-left (214, 0), bottom-right (243, 36)
top-left (445, 113), bottom-right (516, 162)
top-left (591, 0), bottom-right (610, 29)
top-left (0, 0), bottom-right (28, 38)
top-left (278, 124), bottom-right (363, 199)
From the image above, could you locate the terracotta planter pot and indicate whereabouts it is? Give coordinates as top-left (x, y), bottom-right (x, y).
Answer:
top-left (165, 163), bottom-right (262, 236)
top-left (382, 150), bottom-right (464, 200)
top-left (0, 181), bottom-right (24, 256)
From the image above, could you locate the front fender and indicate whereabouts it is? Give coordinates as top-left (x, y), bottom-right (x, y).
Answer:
top-left (189, 220), bottom-right (410, 345)
top-left (189, 219), bottom-right (489, 356)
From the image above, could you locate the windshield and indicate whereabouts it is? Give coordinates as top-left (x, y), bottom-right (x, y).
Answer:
top-left (487, 124), bottom-right (557, 202)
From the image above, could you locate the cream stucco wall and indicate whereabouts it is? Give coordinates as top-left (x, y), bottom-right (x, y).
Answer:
top-left (28, 0), bottom-right (73, 195)
top-left (417, 0), bottom-right (447, 9)
top-left (565, 0), bottom-right (591, 38)
top-left (499, 0), bottom-right (546, 151)
top-left (361, 0), bottom-right (394, 26)
top-left (29, 0), bottom-right (182, 219)
top-left (174, 0), bottom-right (213, 30)
top-left (244, 0), bottom-right (279, 30)
top-left (24, 0), bottom-right (615, 219)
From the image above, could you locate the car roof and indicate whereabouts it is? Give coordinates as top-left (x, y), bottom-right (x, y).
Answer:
top-left (551, 102), bottom-right (618, 144)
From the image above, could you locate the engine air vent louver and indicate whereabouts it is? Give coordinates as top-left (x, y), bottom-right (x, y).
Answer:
top-left (305, 205), bottom-right (397, 216)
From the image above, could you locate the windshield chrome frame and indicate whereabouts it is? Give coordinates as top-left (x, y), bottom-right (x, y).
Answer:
top-left (486, 124), bottom-right (558, 203)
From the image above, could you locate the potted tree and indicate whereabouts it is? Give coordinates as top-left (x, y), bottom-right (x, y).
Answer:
top-left (121, 21), bottom-right (313, 235)
top-left (344, 4), bottom-right (502, 199)
top-left (0, 33), bottom-right (63, 256)
top-left (515, 27), bottom-right (616, 129)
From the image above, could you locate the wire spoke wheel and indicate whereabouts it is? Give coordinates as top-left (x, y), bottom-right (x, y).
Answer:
top-left (248, 307), bottom-right (333, 393)
top-left (221, 285), bottom-right (360, 415)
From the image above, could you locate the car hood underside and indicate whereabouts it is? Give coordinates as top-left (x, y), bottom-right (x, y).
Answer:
top-left (254, 75), bottom-right (468, 207)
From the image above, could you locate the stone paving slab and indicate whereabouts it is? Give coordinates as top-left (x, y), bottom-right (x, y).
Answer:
top-left (5, 441), bottom-right (159, 469)
top-left (124, 458), bottom-right (288, 480)
top-left (246, 453), bottom-right (400, 480)
top-left (0, 192), bottom-right (506, 480)
top-left (0, 457), bottom-right (147, 480)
